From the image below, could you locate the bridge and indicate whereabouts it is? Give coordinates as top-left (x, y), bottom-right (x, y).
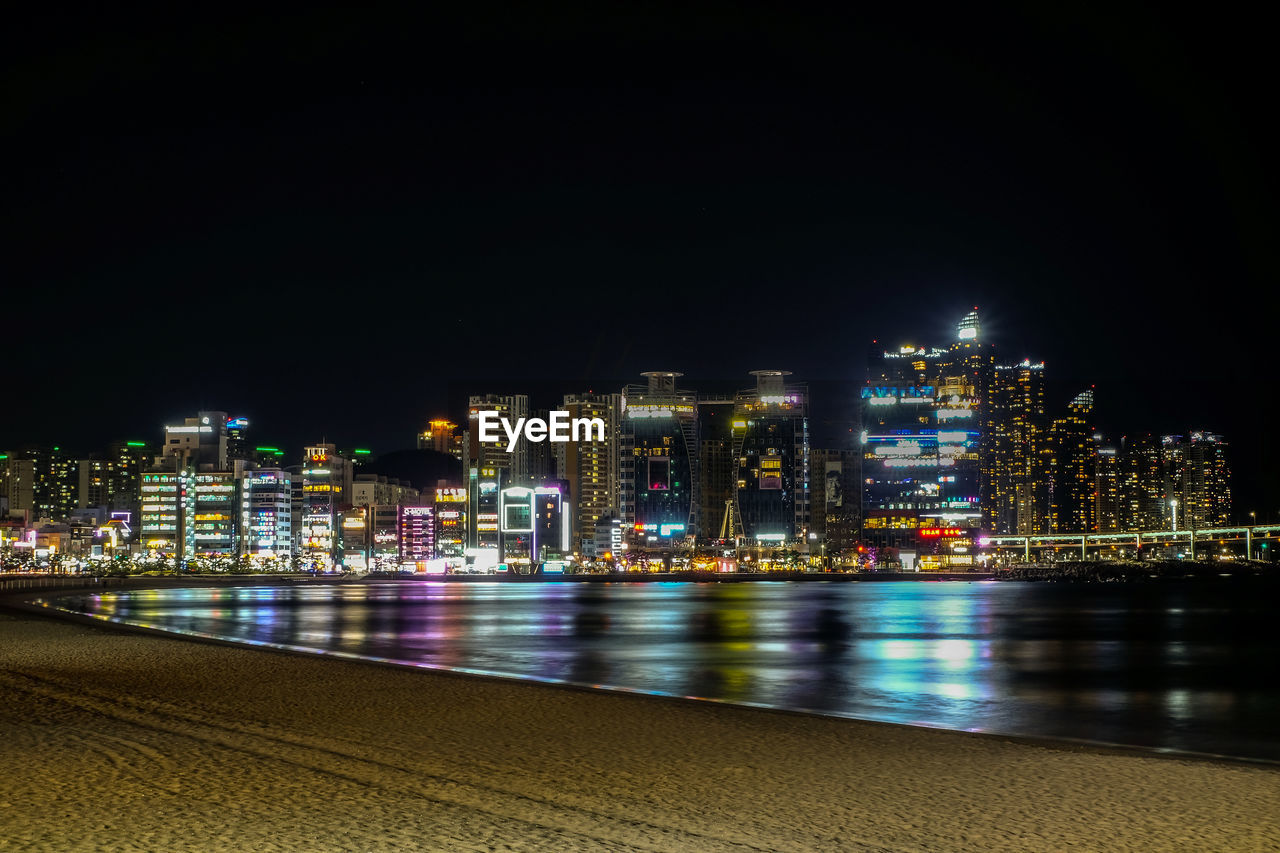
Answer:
top-left (987, 524), bottom-right (1280, 561)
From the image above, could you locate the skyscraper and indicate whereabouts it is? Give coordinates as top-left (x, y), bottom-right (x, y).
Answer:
top-left (731, 370), bottom-right (810, 547)
top-left (1120, 433), bottom-right (1164, 531)
top-left (620, 372), bottom-right (698, 547)
top-left (988, 360), bottom-right (1049, 534)
top-left (1047, 390), bottom-right (1096, 533)
top-left (1165, 431), bottom-right (1231, 529)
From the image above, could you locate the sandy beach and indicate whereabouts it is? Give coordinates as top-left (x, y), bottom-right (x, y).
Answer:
top-left (2, 601), bottom-right (1278, 852)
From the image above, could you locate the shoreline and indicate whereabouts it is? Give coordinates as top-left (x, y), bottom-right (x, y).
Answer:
top-left (14, 589), bottom-right (1278, 771)
top-left (2, 590), bottom-right (1279, 850)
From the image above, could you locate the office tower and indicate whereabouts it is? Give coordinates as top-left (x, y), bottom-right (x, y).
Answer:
top-left (241, 469), bottom-right (293, 558)
top-left (731, 370), bottom-right (810, 547)
top-left (467, 394), bottom-right (530, 486)
top-left (467, 464), bottom-right (503, 562)
top-left (809, 448), bottom-right (860, 557)
top-left (1120, 433), bottom-right (1164, 531)
top-left (159, 411), bottom-right (229, 470)
top-left (1165, 431), bottom-right (1231, 529)
top-left (1094, 437), bottom-right (1122, 532)
top-left (298, 443), bottom-right (354, 568)
top-left (226, 417), bottom-right (251, 462)
top-left (620, 372), bottom-right (698, 547)
top-left (1047, 390), bottom-right (1097, 533)
top-left (418, 418), bottom-right (464, 461)
top-left (559, 392), bottom-right (621, 554)
top-left (696, 398), bottom-right (737, 543)
top-left (989, 360), bottom-right (1050, 534)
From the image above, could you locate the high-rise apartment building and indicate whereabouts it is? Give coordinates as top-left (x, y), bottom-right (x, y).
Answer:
top-left (1163, 431), bottom-right (1231, 529)
top-left (988, 360), bottom-right (1049, 534)
top-left (1094, 437), bottom-right (1122, 532)
top-left (559, 392), bottom-right (621, 554)
top-left (1047, 390), bottom-right (1097, 533)
top-left (466, 394), bottom-right (530, 487)
top-left (1119, 433), bottom-right (1164, 531)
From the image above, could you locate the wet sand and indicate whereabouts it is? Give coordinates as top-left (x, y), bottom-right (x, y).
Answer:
top-left (2, 605), bottom-right (1277, 851)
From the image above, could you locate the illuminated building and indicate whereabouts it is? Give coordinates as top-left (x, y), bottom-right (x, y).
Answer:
top-left (299, 444), bottom-right (354, 567)
top-left (860, 311), bottom-right (993, 568)
top-left (1094, 437), bottom-right (1121, 532)
top-left (139, 471), bottom-right (180, 554)
top-left (226, 417), bottom-right (251, 462)
top-left (77, 440), bottom-right (148, 516)
top-left (433, 487), bottom-right (468, 563)
top-left (350, 475), bottom-right (420, 508)
top-left (1047, 390), bottom-right (1096, 533)
top-left (591, 514), bottom-right (623, 561)
top-left (558, 393), bottom-right (621, 554)
top-left (988, 360), bottom-right (1049, 534)
top-left (6, 446), bottom-right (77, 520)
top-left (398, 505), bottom-right (435, 568)
top-left (252, 446), bottom-right (288, 467)
top-left (696, 398), bottom-right (737, 543)
top-left (620, 372), bottom-right (697, 548)
top-left (498, 484), bottom-right (568, 566)
top-left (1163, 431), bottom-right (1231, 529)
top-left (1120, 433), bottom-right (1164, 530)
top-left (369, 504), bottom-right (400, 569)
top-left (467, 394), bottom-right (530, 486)
top-left (527, 408), bottom-right (560, 483)
top-left (731, 370), bottom-right (810, 547)
top-left (339, 507), bottom-right (369, 570)
top-left (418, 418), bottom-right (464, 461)
top-left (186, 471), bottom-right (237, 556)
top-left (241, 469), bottom-right (293, 558)
top-left (467, 465), bottom-right (503, 551)
top-left (809, 448), bottom-right (860, 557)
top-left (159, 411), bottom-right (229, 470)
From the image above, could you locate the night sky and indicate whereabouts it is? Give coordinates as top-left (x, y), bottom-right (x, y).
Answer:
top-left (5, 5), bottom-right (1276, 516)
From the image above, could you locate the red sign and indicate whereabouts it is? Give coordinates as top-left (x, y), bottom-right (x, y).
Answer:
top-left (920, 527), bottom-right (964, 538)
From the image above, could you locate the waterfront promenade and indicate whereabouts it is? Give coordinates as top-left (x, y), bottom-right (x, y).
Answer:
top-left (2, 587), bottom-right (1278, 851)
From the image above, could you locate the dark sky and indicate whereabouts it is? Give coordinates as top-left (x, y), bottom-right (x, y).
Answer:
top-left (5, 4), bottom-right (1276, 517)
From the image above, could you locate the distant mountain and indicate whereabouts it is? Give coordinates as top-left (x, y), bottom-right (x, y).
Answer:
top-left (359, 449), bottom-right (463, 492)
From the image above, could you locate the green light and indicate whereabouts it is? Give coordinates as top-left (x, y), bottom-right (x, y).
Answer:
top-left (0, 454), bottom-right (7, 460)
top-left (353, 449), bottom-right (372, 455)
top-left (53, 446), bottom-right (60, 451)
top-left (255, 446), bottom-right (280, 453)
top-left (126, 441), bottom-right (147, 447)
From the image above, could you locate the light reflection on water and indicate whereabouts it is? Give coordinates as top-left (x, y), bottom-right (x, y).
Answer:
top-left (51, 581), bottom-right (1280, 761)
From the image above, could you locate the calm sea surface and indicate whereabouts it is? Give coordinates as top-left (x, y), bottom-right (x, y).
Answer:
top-left (51, 581), bottom-right (1280, 761)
